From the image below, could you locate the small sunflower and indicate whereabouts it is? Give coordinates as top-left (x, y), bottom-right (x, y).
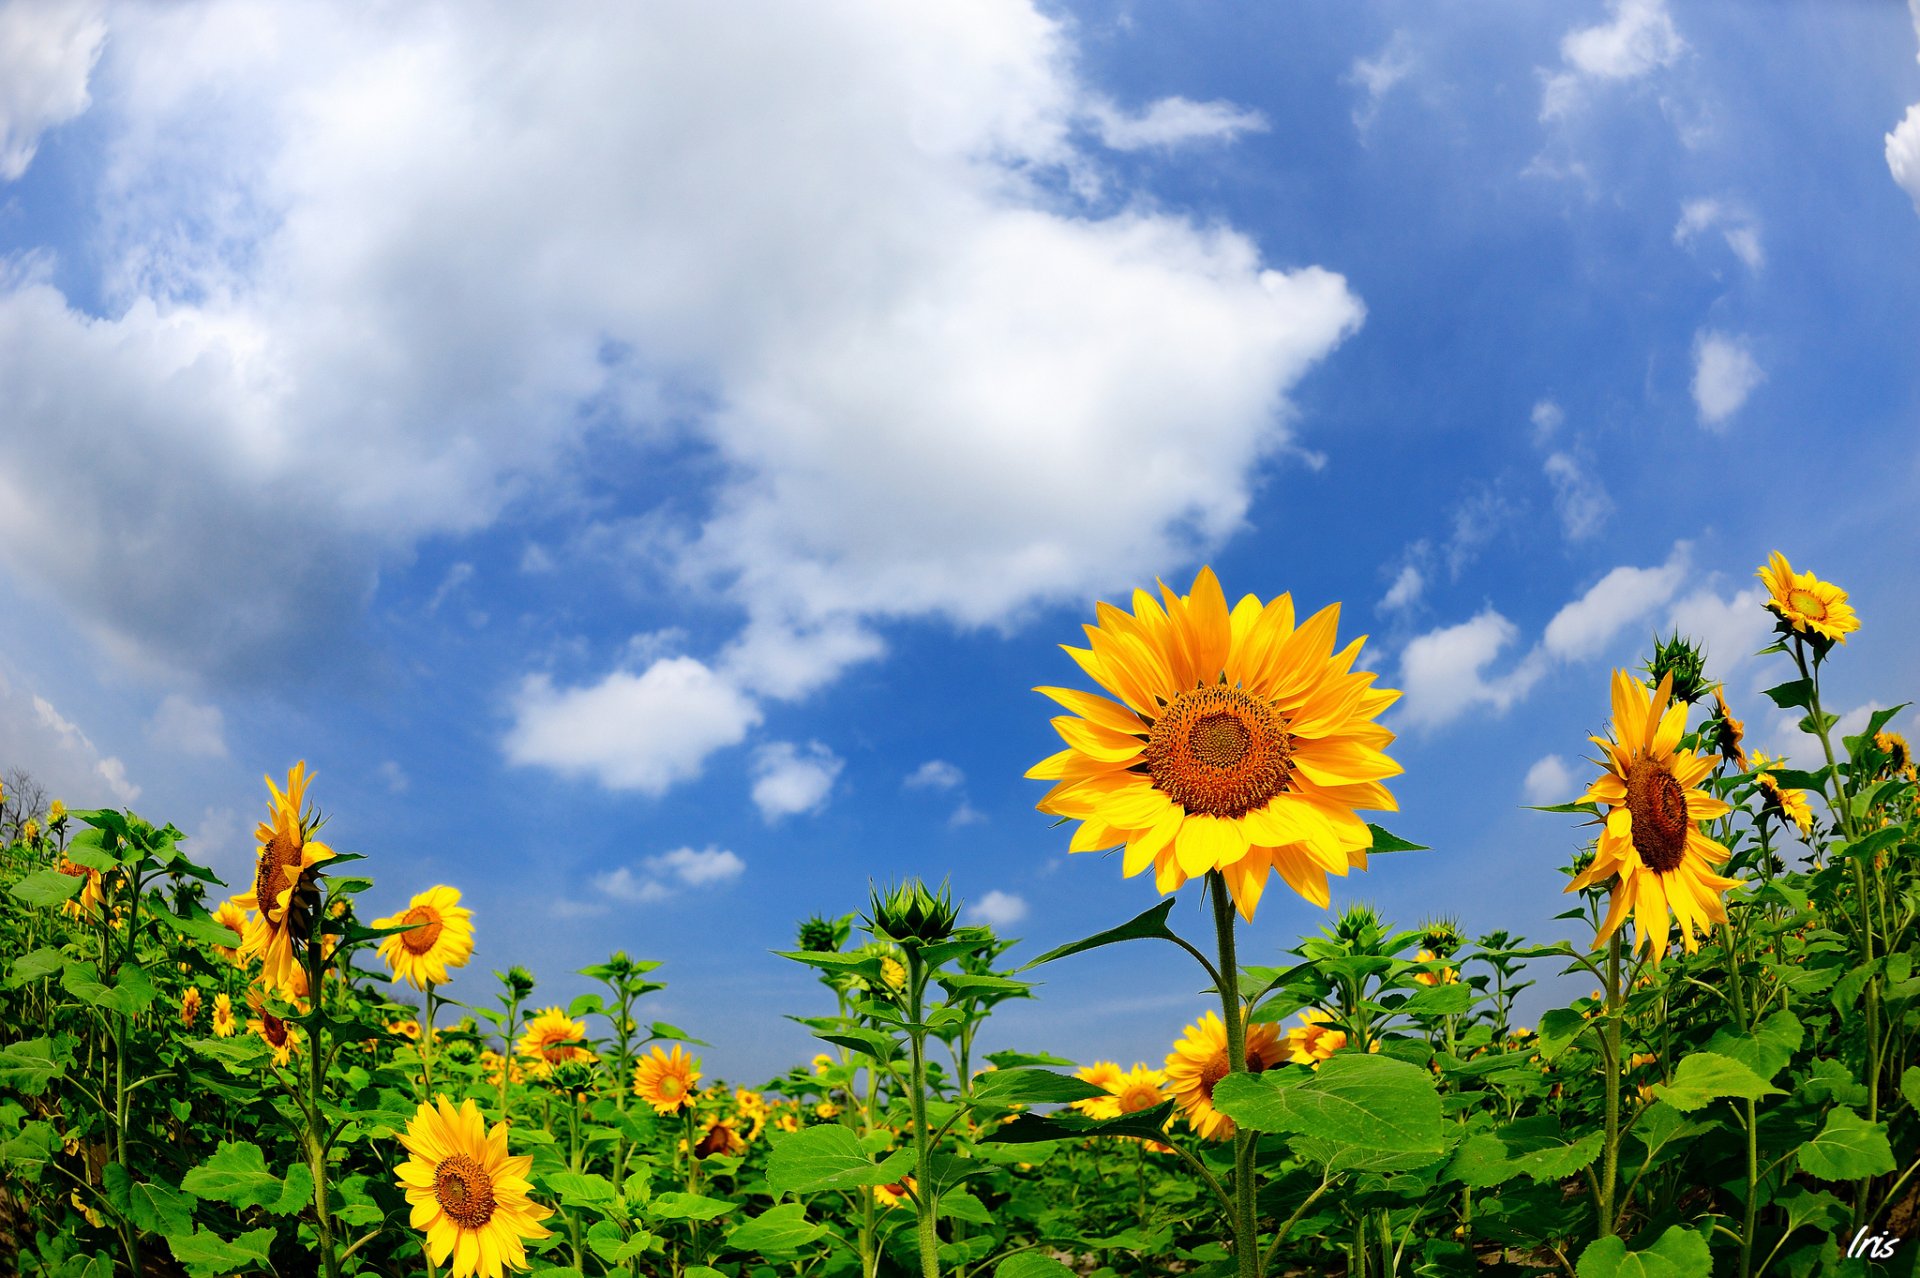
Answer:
top-left (1709, 688), bottom-right (1749, 773)
top-left (1568, 672), bottom-right (1740, 962)
top-left (814, 1101), bottom-right (841, 1120)
top-left (1413, 950), bottom-right (1457, 987)
top-left (246, 995), bottom-right (301, 1067)
top-left (180, 987), bottom-right (202, 1031)
top-left (1752, 752), bottom-right (1816, 837)
top-left (633, 1044), bottom-right (701, 1115)
top-left (515, 1009), bottom-right (593, 1076)
top-left (1757, 551), bottom-right (1859, 645)
top-left (374, 885), bottom-right (476, 991)
top-left (1874, 731), bottom-right (1912, 779)
top-left (233, 763), bottom-right (334, 1001)
top-left (1071, 1060), bottom-right (1126, 1117)
top-left (693, 1116), bottom-right (747, 1158)
top-left (210, 898), bottom-right (251, 966)
top-left (57, 858), bottom-right (105, 921)
top-left (879, 956), bottom-right (907, 993)
top-left (1030, 567), bottom-right (1401, 920)
top-left (1281, 1009), bottom-right (1348, 1065)
top-left (873, 1176), bottom-right (916, 1209)
top-left (212, 993), bottom-right (237, 1038)
top-left (1163, 1010), bottom-right (1286, 1141)
top-left (396, 1096), bottom-right (554, 1277)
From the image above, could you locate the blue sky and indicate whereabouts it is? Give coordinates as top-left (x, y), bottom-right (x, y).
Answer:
top-left (1, 0), bottom-right (1917, 1084)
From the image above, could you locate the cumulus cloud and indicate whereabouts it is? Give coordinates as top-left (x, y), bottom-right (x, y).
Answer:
top-left (1541, 0), bottom-right (1685, 120)
top-left (1691, 331), bottom-right (1764, 428)
top-left (1542, 452), bottom-right (1612, 541)
top-left (749, 740), bottom-right (843, 821)
top-left (949, 801), bottom-right (988, 827)
top-left (1541, 545), bottom-right (1688, 661)
top-left (969, 889), bottom-right (1029, 928)
top-left (4, 684), bottom-right (142, 804)
top-left (504, 657), bottom-right (762, 794)
top-left (1890, 104), bottom-right (1920, 216)
top-left (592, 844), bottom-right (746, 906)
top-left (1378, 564), bottom-right (1424, 613)
top-left (1665, 583), bottom-right (1771, 682)
top-left (0, 0), bottom-right (1365, 749)
top-left (905, 760), bottom-right (965, 790)
top-left (1087, 96), bottom-right (1267, 150)
top-left (1398, 610), bottom-right (1544, 729)
top-left (1674, 198), bottom-right (1764, 273)
top-left (0, 0), bottom-right (106, 181)
top-left (146, 693), bottom-right (228, 759)
top-left (1523, 754), bottom-right (1578, 805)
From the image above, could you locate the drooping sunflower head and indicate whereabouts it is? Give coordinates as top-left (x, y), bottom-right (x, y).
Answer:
top-left (57, 858), bottom-right (105, 920)
top-left (1030, 567), bottom-right (1401, 921)
top-left (396, 1096), bottom-right (554, 1277)
top-left (632, 1044), bottom-right (702, 1115)
top-left (1757, 552), bottom-right (1859, 647)
top-left (234, 763), bottom-right (335, 1001)
top-left (1162, 1009), bottom-right (1286, 1142)
top-left (515, 1009), bottom-right (592, 1075)
top-left (374, 885), bottom-right (476, 991)
top-left (1568, 671), bottom-right (1740, 962)
top-left (872, 1176), bottom-right (916, 1210)
top-left (1708, 688), bottom-right (1749, 773)
top-left (1755, 771), bottom-right (1816, 836)
top-left (1873, 731), bottom-right (1912, 778)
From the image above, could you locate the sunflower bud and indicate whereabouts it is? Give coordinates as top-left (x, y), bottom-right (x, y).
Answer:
top-left (1418, 917), bottom-right (1465, 959)
top-left (868, 879), bottom-right (958, 946)
top-left (1642, 632), bottom-right (1710, 705)
top-left (501, 965), bottom-right (537, 999)
top-left (797, 915), bottom-right (841, 953)
top-left (1332, 902), bottom-right (1382, 946)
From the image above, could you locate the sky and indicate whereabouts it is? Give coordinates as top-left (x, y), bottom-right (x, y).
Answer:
top-left (1, 0), bottom-right (1917, 1086)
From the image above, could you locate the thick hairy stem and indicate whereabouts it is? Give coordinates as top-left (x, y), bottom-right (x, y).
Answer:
top-left (907, 947), bottom-right (941, 1278)
top-left (1598, 932), bottom-right (1623, 1238)
top-left (1208, 873), bottom-right (1261, 1278)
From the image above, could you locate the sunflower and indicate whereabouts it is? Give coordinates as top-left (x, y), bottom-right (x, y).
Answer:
top-left (693, 1116), bottom-right (748, 1158)
top-left (1413, 950), bottom-right (1457, 987)
top-left (1874, 731), bottom-right (1913, 780)
top-left (57, 858), bottom-right (105, 921)
top-left (1757, 552), bottom-right (1859, 645)
top-left (180, 987), bottom-right (202, 1031)
top-left (233, 763), bottom-right (334, 1001)
top-left (1072, 1060), bottom-right (1126, 1117)
top-left (1029, 567), bottom-right (1400, 920)
top-left (396, 1096), bottom-right (554, 1277)
top-left (374, 885), bottom-right (476, 991)
top-left (633, 1044), bottom-right (701, 1115)
top-left (246, 997), bottom-right (302, 1067)
top-left (1567, 672), bottom-right (1739, 962)
top-left (1281, 1009), bottom-right (1348, 1065)
top-left (210, 898), bottom-right (251, 966)
top-left (1752, 755), bottom-right (1816, 837)
top-left (212, 993), bottom-right (237, 1038)
top-left (873, 1176), bottom-right (916, 1209)
top-left (1709, 688), bottom-right (1749, 773)
top-left (1164, 1010), bottom-right (1286, 1141)
top-left (516, 1009), bottom-right (593, 1075)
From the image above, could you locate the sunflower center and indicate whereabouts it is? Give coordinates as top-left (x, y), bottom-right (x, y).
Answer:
top-left (253, 831), bottom-right (301, 912)
top-left (400, 905), bottom-right (444, 955)
top-left (260, 1012), bottom-right (288, 1048)
top-left (433, 1154), bottom-right (496, 1229)
top-left (1625, 760), bottom-right (1690, 874)
top-left (1145, 687), bottom-right (1293, 818)
top-left (1786, 588), bottom-right (1827, 620)
top-left (1117, 1083), bottom-right (1163, 1114)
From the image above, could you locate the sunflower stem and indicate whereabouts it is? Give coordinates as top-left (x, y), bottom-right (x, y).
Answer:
top-left (304, 943), bottom-right (343, 1278)
top-left (1207, 871), bottom-right (1261, 1278)
top-left (1597, 930), bottom-right (1624, 1238)
top-left (420, 982), bottom-right (437, 1099)
top-left (905, 944), bottom-right (942, 1278)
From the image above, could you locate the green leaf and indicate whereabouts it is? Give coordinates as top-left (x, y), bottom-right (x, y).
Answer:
top-left (996, 1257), bottom-right (1078, 1278)
top-left (1761, 678), bottom-right (1813, 710)
top-left (936, 972), bottom-right (1032, 999)
top-left (1447, 1117), bottom-right (1602, 1188)
top-left (1901, 1066), bottom-right (1920, 1112)
top-left (1835, 825), bottom-right (1907, 865)
top-left (181, 1141), bottom-right (287, 1211)
top-left (764, 1125), bottom-right (914, 1194)
top-left (0, 1035), bottom-right (72, 1096)
top-left (1210, 1054), bottom-right (1446, 1172)
top-left (544, 1171), bottom-right (616, 1207)
top-left (8, 869), bottom-right (85, 908)
top-left (187, 1035), bottom-right (270, 1072)
top-left (104, 1163), bottom-right (197, 1236)
top-left (648, 1191), bottom-right (738, 1222)
top-left (983, 1101), bottom-right (1176, 1146)
top-left (1575, 1225), bottom-right (1711, 1277)
top-left (1020, 899), bottom-right (1179, 971)
top-left (969, 1068), bottom-right (1104, 1107)
top-left (1649, 1052), bottom-right (1780, 1113)
top-left (1703, 1011), bottom-right (1802, 1083)
top-left (164, 1226), bottom-right (277, 1277)
top-left (1795, 1108), bottom-right (1895, 1181)
top-left (271, 1163), bottom-right (314, 1216)
top-left (1397, 982), bottom-right (1473, 1017)
top-left (1365, 824), bottom-right (1428, 852)
top-left (648, 1021), bottom-right (707, 1045)
top-left (5, 947), bottom-right (68, 989)
top-left (1536, 1007), bottom-right (1591, 1061)
top-left (155, 903), bottom-right (246, 949)
top-left (724, 1202), bottom-right (827, 1255)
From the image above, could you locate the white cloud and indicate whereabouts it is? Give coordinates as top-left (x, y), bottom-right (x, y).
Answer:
top-left (146, 693), bottom-right (228, 759)
top-left (969, 888), bottom-right (1028, 928)
top-left (1541, 545), bottom-right (1688, 661)
top-left (1523, 754), bottom-right (1578, 805)
top-left (949, 800), bottom-right (988, 827)
top-left (1444, 486), bottom-right (1519, 577)
top-left (187, 805), bottom-right (246, 878)
top-left (1530, 398), bottom-right (1564, 445)
top-left (1087, 96), bottom-right (1267, 151)
top-left (1691, 331), bottom-right (1764, 428)
top-left (0, 0), bottom-right (1364, 717)
top-left (1889, 103), bottom-right (1920, 217)
top-left (378, 759), bottom-right (410, 793)
top-left (749, 740), bottom-right (843, 821)
top-left (1398, 610), bottom-right (1545, 729)
top-left (1674, 198), bottom-right (1764, 273)
top-left (504, 656), bottom-right (762, 794)
top-left (905, 760), bottom-right (965, 790)
top-left (19, 691), bottom-right (141, 804)
top-left (592, 844), bottom-right (746, 905)
top-left (0, 0), bottom-right (106, 181)
top-left (1541, 0), bottom-right (1685, 120)
top-left (1347, 32), bottom-right (1415, 134)
top-left (1542, 452), bottom-right (1612, 541)
top-left (1664, 584), bottom-right (1771, 682)
top-left (426, 562), bottom-right (475, 613)
top-left (1378, 563), bottom-right (1424, 613)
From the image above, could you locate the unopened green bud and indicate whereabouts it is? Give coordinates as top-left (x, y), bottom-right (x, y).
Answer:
top-left (868, 879), bottom-right (959, 946)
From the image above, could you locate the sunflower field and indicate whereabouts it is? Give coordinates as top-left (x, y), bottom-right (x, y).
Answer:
top-left (1, 554), bottom-right (1916, 1278)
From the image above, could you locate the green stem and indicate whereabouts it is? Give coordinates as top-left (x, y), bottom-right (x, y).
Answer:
top-left (1598, 931), bottom-right (1624, 1238)
top-left (906, 946), bottom-right (941, 1278)
top-left (1739, 1097), bottom-right (1759, 1278)
top-left (1208, 872), bottom-right (1260, 1278)
top-left (305, 949), bottom-right (342, 1278)
top-left (420, 983), bottom-right (437, 1098)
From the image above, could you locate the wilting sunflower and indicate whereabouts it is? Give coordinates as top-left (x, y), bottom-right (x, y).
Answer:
top-left (1757, 551), bottom-right (1859, 645)
top-left (1029, 567), bottom-right (1401, 920)
top-left (396, 1096), bottom-right (554, 1277)
top-left (1163, 1010), bottom-right (1286, 1141)
top-left (1567, 672), bottom-right (1740, 962)
top-left (632, 1044), bottom-right (701, 1115)
top-left (210, 898), bottom-right (250, 966)
top-left (212, 993), bottom-right (237, 1038)
top-left (180, 987), bottom-right (202, 1030)
top-left (516, 1009), bottom-right (593, 1075)
top-left (1875, 731), bottom-right (1913, 780)
top-left (1072, 1060), bottom-right (1126, 1117)
top-left (374, 885), bottom-right (476, 991)
top-left (234, 763), bottom-right (334, 1001)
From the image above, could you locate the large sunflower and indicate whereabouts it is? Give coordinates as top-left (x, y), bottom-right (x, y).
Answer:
top-left (374, 885), bottom-right (476, 990)
top-left (515, 1009), bottom-right (593, 1076)
top-left (233, 763), bottom-right (334, 1000)
top-left (1568, 672), bottom-right (1739, 962)
top-left (396, 1096), bottom-right (554, 1277)
top-left (1163, 1010), bottom-right (1286, 1142)
top-left (1029, 567), bottom-right (1400, 920)
top-left (1757, 551), bottom-right (1859, 644)
top-left (632, 1044), bottom-right (701, 1115)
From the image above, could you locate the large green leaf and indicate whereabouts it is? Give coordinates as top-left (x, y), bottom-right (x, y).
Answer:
top-left (1447, 1117), bottom-right (1602, 1188)
top-left (996, 1257), bottom-right (1078, 1278)
top-left (1575, 1225), bottom-right (1710, 1277)
top-left (970, 1068), bottom-right (1104, 1107)
top-left (1020, 899), bottom-right (1181, 971)
top-left (1702, 1011), bottom-right (1802, 1083)
top-left (544, 1171), bottom-right (617, 1207)
top-left (181, 1141), bottom-right (289, 1212)
top-left (104, 1163), bottom-right (196, 1236)
top-left (764, 1125), bottom-right (914, 1194)
top-left (163, 1226), bottom-right (277, 1277)
top-left (1795, 1108), bottom-right (1895, 1181)
top-left (648, 1191), bottom-right (738, 1222)
top-left (8, 869), bottom-right (85, 908)
top-left (1397, 982), bottom-right (1473, 1017)
top-left (725, 1202), bottom-right (828, 1255)
top-left (0, 1035), bottom-right (73, 1096)
top-left (1649, 1051), bottom-right (1780, 1113)
top-left (4, 947), bottom-right (67, 989)
top-left (1211, 1054), bottom-right (1446, 1172)
top-left (983, 1100), bottom-right (1176, 1146)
